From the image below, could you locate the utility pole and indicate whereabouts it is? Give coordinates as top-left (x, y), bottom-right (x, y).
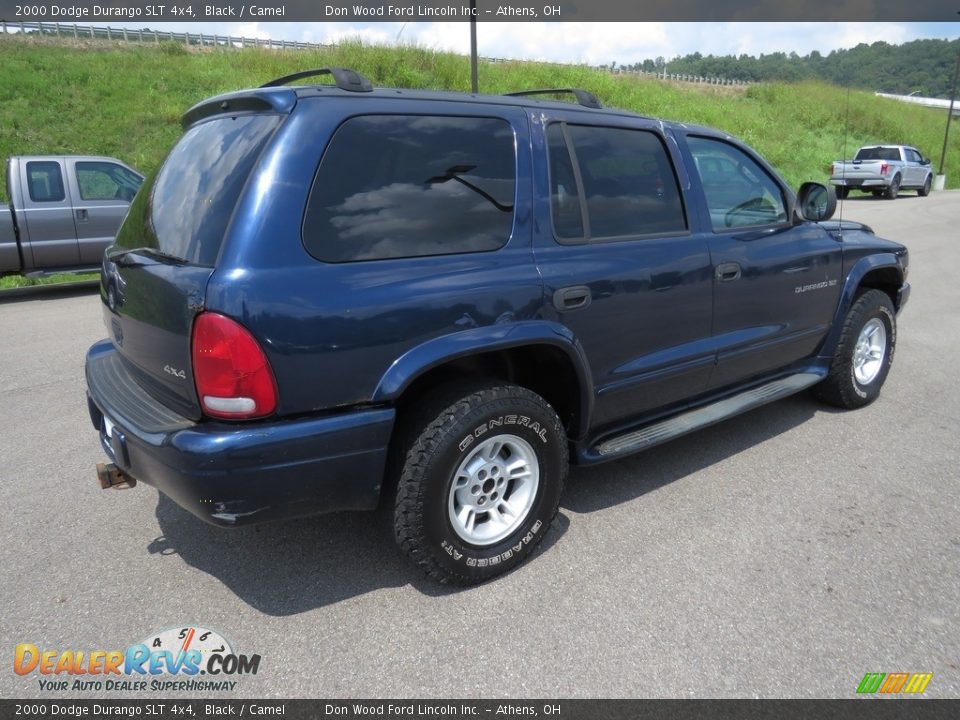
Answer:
top-left (470, 0), bottom-right (478, 93)
top-left (937, 30), bottom-right (960, 178)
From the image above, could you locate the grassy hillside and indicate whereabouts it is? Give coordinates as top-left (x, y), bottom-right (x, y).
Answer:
top-left (1, 35), bottom-right (958, 200)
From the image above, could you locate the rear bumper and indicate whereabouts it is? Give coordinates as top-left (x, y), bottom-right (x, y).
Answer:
top-left (85, 339), bottom-right (395, 526)
top-left (831, 178), bottom-right (887, 188)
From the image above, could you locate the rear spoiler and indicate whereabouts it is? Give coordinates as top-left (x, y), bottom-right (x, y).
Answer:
top-left (181, 89), bottom-right (297, 129)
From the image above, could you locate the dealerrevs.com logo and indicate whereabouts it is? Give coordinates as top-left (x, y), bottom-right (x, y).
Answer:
top-left (14, 626), bottom-right (261, 693)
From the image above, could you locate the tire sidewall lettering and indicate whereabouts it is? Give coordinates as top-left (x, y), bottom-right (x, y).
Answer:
top-left (440, 520), bottom-right (543, 568)
top-left (458, 415), bottom-right (549, 452)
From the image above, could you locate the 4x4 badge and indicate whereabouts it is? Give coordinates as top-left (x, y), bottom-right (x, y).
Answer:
top-left (163, 365), bottom-right (186, 380)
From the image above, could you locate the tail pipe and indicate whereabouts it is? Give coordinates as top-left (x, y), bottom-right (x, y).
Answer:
top-left (96, 462), bottom-right (137, 490)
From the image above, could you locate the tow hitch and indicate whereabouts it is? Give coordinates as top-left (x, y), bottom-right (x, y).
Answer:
top-left (96, 462), bottom-right (136, 490)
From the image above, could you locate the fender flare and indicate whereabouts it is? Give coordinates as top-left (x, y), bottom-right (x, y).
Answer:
top-left (818, 253), bottom-right (904, 360)
top-left (372, 320), bottom-right (595, 439)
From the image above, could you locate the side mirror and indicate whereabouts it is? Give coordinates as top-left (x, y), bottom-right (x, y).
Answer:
top-left (921, 158), bottom-right (931, 166)
top-left (796, 182), bottom-right (836, 222)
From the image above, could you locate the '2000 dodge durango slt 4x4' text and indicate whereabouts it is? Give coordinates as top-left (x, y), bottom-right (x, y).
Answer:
top-left (85, 68), bottom-right (910, 584)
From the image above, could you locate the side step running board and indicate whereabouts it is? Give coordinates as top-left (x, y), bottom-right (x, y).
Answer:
top-left (595, 372), bottom-right (823, 459)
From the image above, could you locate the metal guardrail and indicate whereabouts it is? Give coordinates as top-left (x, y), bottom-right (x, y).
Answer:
top-left (1, 20), bottom-right (330, 50)
top-left (613, 68), bottom-right (748, 86)
top-left (1, 21), bottom-right (750, 87)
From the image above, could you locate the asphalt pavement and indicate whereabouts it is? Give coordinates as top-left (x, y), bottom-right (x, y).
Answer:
top-left (1, 191), bottom-right (958, 699)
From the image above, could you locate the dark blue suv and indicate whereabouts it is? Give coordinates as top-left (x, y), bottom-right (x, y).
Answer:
top-left (86, 68), bottom-right (909, 584)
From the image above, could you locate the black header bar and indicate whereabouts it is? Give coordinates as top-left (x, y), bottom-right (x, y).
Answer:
top-left (0, 1), bottom-right (958, 22)
top-left (1, 700), bottom-right (960, 720)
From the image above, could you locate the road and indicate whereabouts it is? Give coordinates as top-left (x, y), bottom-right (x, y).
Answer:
top-left (1, 191), bottom-right (958, 699)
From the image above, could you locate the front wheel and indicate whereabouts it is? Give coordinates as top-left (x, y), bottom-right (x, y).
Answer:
top-left (394, 383), bottom-right (568, 585)
top-left (813, 289), bottom-right (897, 409)
top-left (918, 174), bottom-right (932, 197)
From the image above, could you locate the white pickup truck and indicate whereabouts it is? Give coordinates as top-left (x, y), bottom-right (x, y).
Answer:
top-left (830, 145), bottom-right (933, 200)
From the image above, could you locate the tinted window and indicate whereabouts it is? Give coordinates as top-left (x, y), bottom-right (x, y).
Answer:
top-left (115, 114), bottom-right (280, 266)
top-left (304, 115), bottom-right (515, 263)
top-left (688, 136), bottom-right (787, 231)
top-left (548, 125), bottom-right (686, 241)
top-left (76, 162), bottom-right (143, 201)
top-left (26, 161), bottom-right (65, 202)
top-left (855, 147), bottom-right (901, 162)
top-left (547, 125), bottom-right (584, 239)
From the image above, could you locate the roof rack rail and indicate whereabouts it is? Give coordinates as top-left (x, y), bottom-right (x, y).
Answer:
top-left (504, 88), bottom-right (603, 109)
top-left (260, 67), bottom-right (373, 93)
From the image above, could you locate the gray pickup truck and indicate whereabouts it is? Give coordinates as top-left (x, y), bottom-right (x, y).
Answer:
top-left (830, 145), bottom-right (933, 199)
top-left (1, 156), bottom-right (143, 275)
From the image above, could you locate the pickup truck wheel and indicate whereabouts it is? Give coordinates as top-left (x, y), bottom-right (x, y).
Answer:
top-left (835, 186), bottom-right (850, 200)
top-left (813, 289), bottom-right (896, 409)
top-left (394, 383), bottom-right (567, 585)
top-left (884, 175), bottom-right (901, 200)
top-left (918, 174), bottom-right (932, 197)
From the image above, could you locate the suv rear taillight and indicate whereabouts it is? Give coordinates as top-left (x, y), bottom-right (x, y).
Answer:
top-left (191, 313), bottom-right (278, 420)
top-left (880, 163), bottom-right (889, 175)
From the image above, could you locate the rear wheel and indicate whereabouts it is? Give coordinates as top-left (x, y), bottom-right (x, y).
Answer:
top-left (394, 383), bottom-right (567, 585)
top-left (884, 175), bottom-right (901, 200)
top-left (813, 289), bottom-right (896, 409)
top-left (835, 186), bottom-right (850, 200)
top-left (918, 174), bottom-right (932, 197)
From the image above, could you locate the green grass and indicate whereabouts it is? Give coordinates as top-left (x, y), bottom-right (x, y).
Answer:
top-left (0, 271), bottom-right (97, 289)
top-left (1, 34), bottom-right (958, 201)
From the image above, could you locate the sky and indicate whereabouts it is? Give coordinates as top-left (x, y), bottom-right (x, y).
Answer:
top-left (128, 21), bottom-right (960, 65)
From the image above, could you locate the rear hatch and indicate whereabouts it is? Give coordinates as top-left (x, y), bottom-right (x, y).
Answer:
top-left (102, 110), bottom-right (283, 420)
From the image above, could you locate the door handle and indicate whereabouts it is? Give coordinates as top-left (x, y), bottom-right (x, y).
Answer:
top-left (75, 208), bottom-right (88, 222)
top-left (553, 285), bottom-right (592, 311)
top-left (715, 262), bottom-right (741, 282)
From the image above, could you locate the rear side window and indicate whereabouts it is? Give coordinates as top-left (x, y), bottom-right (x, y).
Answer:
top-left (547, 124), bottom-right (687, 242)
top-left (303, 115), bottom-right (516, 263)
top-left (115, 114), bottom-right (280, 266)
top-left (26, 161), bottom-right (65, 202)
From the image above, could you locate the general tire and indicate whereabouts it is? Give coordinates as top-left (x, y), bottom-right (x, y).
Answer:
top-left (394, 383), bottom-right (568, 585)
top-left (835, 186), bottom-right (850, 200)
top-left (813, 289), bottom-right (897, 409)
top-left (918, 174), bottom-right (932, 197)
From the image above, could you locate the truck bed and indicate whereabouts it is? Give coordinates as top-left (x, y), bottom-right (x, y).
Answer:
top-left (0, 206), bottom-right (20, 273)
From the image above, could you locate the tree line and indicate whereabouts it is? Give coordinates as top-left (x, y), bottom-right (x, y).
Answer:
top-left (609, 39), bottom-right (960, 98)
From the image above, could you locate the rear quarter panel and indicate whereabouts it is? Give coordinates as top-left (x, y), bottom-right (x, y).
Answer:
top-left (207, 97), bottom-right (545, 416)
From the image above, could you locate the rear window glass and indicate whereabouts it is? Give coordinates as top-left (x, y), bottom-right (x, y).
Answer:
top-left (115, 114), bottom-right (280, 265)
top-left (303, 115), bottom-right (516, 263)
top-left (855, 147), bottom-right (901, 161)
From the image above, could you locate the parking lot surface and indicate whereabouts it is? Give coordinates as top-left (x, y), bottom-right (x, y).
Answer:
top-left (1, 191), bottom-right (958, 699)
